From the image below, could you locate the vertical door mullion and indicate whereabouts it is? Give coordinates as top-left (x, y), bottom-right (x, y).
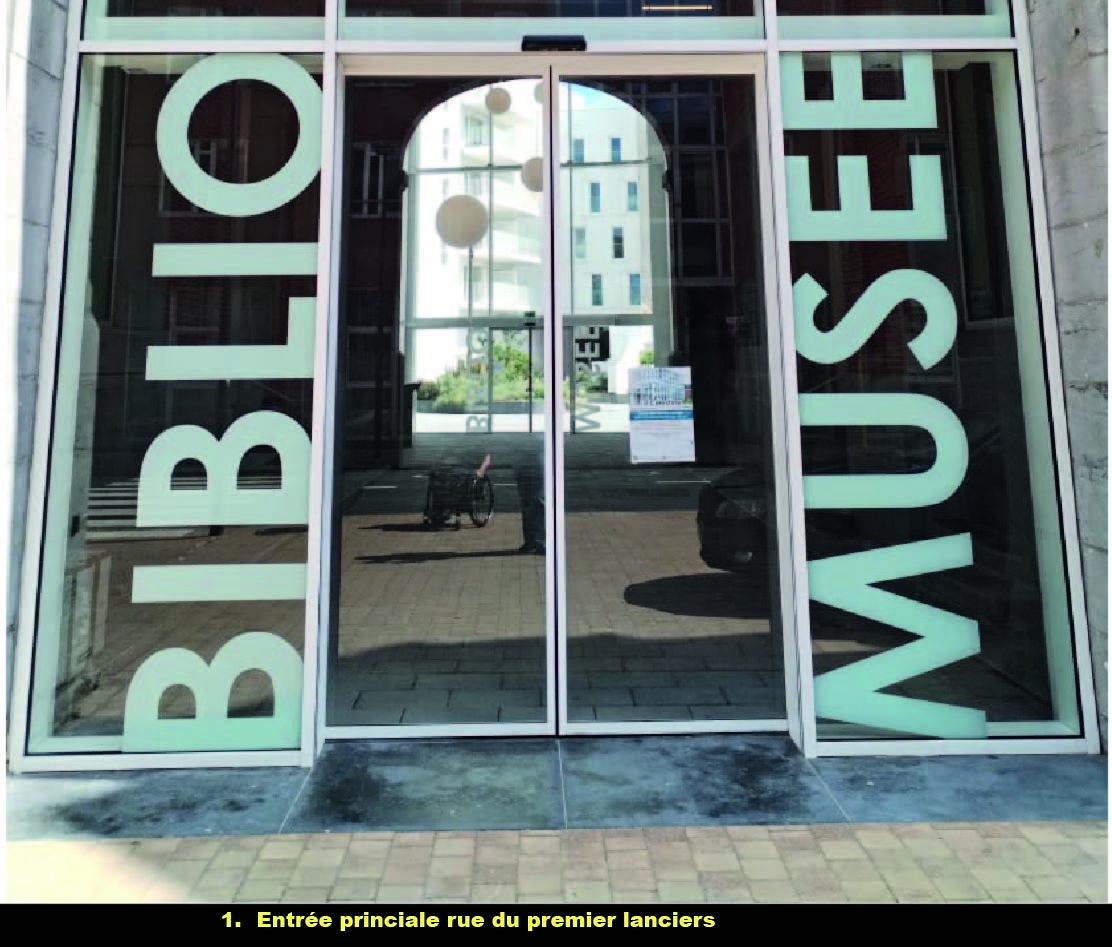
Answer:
top-left (545, 63), bottom-right (567, 735)
top-left (312, 51), bottom-right (345, 760)
top-left (761, 6), bottom-right (818, 757)
top-left (752, 55), bottom-right (804, 753)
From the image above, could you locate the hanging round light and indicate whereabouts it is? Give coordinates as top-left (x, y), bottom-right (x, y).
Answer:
top-left (485, 87), bottom-right (511, 114)
top-left (435, 194), bottom-right (489, 249)
top-left (521, 157), bottom-right (544, 193)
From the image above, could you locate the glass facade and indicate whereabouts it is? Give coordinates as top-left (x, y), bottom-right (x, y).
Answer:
top-left (558, 74), bottom-right (783, 726)
top-left (344, 0), bottom-right (755, 16)
top-left (779, 0), bottom-right (989, 12)
top-left (25, 53), bottom-right (323, 756)
top-left (783, 51), bottom-right (1083, 741)
top-left (84, 1), bottom-right (327, 41)
top-left (338, 0), bottom-right (762, 41)
top-left (11, 1), bottom-right (1099, 766)
top-left (103, 1), bottom-right (325, 12)
top-left (328, 76), bottom-right (549, 729)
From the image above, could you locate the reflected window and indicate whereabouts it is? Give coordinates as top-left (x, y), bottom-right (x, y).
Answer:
top-left (591, 274), bottom-right (603, 305)
top-left (611, 137), bottom-right (622, 162)
top-left (574, 227), bottom-right (587, 259)
top-left (160, 139), bottom-right (223, 215)
top-left (613, 227), bottom-right (625, 259)
top-left (627, 181), bottom-right (639, 211)
top-left (465, 114), bottom-right (485, 146)
top-left (351, 143), bottom-right (401, 219)
top-left (629, 273), bottom-right (641, 306)
top-left (573, 138), bottom-right (585, 163)
top-left (590, 182), bottom-right (601, 212)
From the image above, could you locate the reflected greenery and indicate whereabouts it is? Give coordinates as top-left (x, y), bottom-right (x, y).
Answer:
top-left (416, 333), bottom-right (545, 408)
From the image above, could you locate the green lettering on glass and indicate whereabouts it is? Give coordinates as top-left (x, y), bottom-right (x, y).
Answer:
top-left (152, 243), bottom-right (318, 277)
top-left (147, 298), bottom-right (315, 381)
top-left (156, 54), bottom-right (321, 218)
top-left (122, 632), bottom-right (302, 752)
top-left (786, 155), bottom-right (946, 242)
top-left (132, 564), bottom-right (307, 603)
top-left (781, 51), bottom-right (937, 131)
top-left (811, 534), bottom-right (986, 739)
top-left (794, 270), bottom-right (957, 369)
top-left (800, 393), bottom-right (968, 509)
top-left (136, 411), bottom-right (310, 527)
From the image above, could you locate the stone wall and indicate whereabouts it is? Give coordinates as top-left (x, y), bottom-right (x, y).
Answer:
top-left (1026, 0), bottom-right (1109, 748)
top-left (4, 0), bottom-right (69, 721)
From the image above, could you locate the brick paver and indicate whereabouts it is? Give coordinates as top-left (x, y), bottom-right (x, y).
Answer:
top-left (7, 822), bottom-right (1106, 904)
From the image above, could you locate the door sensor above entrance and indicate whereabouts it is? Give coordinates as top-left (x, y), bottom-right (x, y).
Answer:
top-left (521, 35), bottom-right (587, 52)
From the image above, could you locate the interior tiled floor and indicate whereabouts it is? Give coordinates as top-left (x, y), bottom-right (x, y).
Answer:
top-left (329, 502), bottom-right (783, 726)
top-left (52, 427), bottom-right (1054, 737)
top-left (328, 432), bottom-right (786, 729)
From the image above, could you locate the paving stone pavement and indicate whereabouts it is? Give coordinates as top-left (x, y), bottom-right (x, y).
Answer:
top-left (6, 822), bottom-right (1107, 904)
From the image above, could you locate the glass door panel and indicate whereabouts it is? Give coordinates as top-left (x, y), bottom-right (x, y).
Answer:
top-left (326, 61), bottom-right (786, 736)
top-left (556, 74), bottom-right (785, 726)
top-left (327, 75), bottom-right (550, 729)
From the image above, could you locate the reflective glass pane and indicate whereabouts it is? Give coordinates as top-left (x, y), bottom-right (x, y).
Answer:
top-left (345, 0), bottom-right (754, 16)
top-left (329, 78), bottom-right (548, 728)
top-left (340, 0), bottom-right (763, 41)
top-left (105, 1), bottom-right (324, 12)
top-left (775, 0), bottom-right (1012, 39)
top-left (783, 52), bottom-right (1083, 741)
top-left (558, 76), bottom-right (784, 725)
top-left (778, 0), bottom-right (990, 12)
top-left (29, 54), bottom-right (322, 754)
top-left (86, 1), bottom-right (326, 40)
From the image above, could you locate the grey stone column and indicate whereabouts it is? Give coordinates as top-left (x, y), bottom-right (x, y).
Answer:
top-left (4, 0), bottom-right (70, 720)
top-left (1026, 0), bottom-right (1109, 748)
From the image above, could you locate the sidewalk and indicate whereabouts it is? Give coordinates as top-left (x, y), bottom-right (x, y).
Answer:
top-left (6, 821), bottom-right (1107, 903)
top-left (6, 736), bottom-right (1108, 904)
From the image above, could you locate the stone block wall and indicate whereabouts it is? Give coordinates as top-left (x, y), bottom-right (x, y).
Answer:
top-left (4, 0), bottom-right (69, 722)
top-left (1027, 0), bottom-right (1109, 748)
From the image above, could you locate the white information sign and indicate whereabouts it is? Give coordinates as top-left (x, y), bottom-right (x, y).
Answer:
top-left (628, 366), bottom-right (695, 464)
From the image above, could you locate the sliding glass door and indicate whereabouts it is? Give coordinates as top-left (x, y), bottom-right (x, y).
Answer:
top-left (552, 63), bottom-right (790, 732)
top-left (323, 55), bottom-right (792, 737)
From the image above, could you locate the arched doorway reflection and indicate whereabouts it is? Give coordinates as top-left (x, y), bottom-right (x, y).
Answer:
top-left (398, 79), bottom-right (673, 453)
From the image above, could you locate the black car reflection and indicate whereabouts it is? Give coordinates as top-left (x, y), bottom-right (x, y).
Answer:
top-left (696, 468), bottom-right (770, 573)
top-left (696, 417), bottom-right (1004, 574)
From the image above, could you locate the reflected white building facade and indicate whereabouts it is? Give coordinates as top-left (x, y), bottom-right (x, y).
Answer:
top-left (403, 81), bottom-right (666, 405)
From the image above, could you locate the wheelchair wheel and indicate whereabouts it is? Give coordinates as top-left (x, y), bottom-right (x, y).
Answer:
top-left (468, 475), bottom-right (494, 527)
